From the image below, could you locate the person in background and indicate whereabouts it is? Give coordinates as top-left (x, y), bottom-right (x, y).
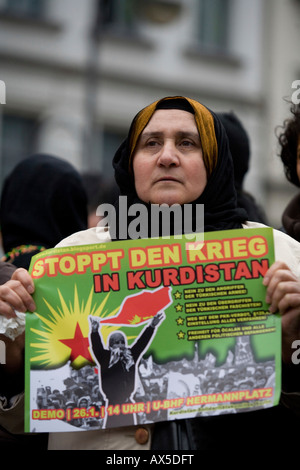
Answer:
top-left (217, 111), bottom-right (268, 224)
top-left (0, 261), bottom-right (18, 446)
top-left (0, 154), bottom-right (88, 269)
top-left (277, 102), bottom-right (300, 240)
top-left (1, 97), bottom-right (300, 450)
top-left (0, 154), bottom-right (88, 448)
top-left (81, 172), bottom-right (119, 228)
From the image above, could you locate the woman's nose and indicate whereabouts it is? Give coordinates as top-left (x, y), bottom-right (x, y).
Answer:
top-left (157, 142), bottom-right (179, 166)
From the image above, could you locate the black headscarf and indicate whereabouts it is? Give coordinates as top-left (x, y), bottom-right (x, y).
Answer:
top-left (112, 96), bottom-right (247, 239)
top-left (217, 111), bottom-right (268, 224)
top-left (216, 112), bottom-right (250, 191)
top-left (0, 154), bottom-right (88, 268)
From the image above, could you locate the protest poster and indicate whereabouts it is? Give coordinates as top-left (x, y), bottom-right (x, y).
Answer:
top-left (24, 227), bottom-right (281, 432)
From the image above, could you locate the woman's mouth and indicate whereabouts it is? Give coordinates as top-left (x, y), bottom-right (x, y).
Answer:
top-left (156, 176), bottom-right (180, 183)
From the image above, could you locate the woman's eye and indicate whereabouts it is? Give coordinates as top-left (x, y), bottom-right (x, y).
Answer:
top-left (146, 140), bottom-right (160, 147)
top-left (181, 140), bottom-right (194, 147)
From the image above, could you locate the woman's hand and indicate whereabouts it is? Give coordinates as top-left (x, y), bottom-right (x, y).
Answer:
top-left (263, 261), bottom-right (300, 363)
top-left (0, 268), bottom-right (36, 318)
top-left (0, 268), bottom-right (35, 379)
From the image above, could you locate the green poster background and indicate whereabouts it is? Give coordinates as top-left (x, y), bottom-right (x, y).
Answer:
top-left (25, 227), bottom-right (281, 432)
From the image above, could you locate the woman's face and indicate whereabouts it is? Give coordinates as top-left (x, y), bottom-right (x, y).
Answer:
top-left (132, 109), bottom-right (207, 205)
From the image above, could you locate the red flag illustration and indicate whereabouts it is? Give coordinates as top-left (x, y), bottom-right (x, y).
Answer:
top-left (100, 286), bottom-right (172, 326)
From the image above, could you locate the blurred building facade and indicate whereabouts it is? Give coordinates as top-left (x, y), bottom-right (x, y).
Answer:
top-left (0, 0), bottom-right (299, 227)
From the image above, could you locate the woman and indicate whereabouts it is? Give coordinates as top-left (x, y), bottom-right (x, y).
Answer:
top-left (1, 97), bottom-right (300, 450)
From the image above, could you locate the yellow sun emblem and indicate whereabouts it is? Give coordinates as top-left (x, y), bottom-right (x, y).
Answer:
top-left (29, 285), bottom-right (119, 369)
